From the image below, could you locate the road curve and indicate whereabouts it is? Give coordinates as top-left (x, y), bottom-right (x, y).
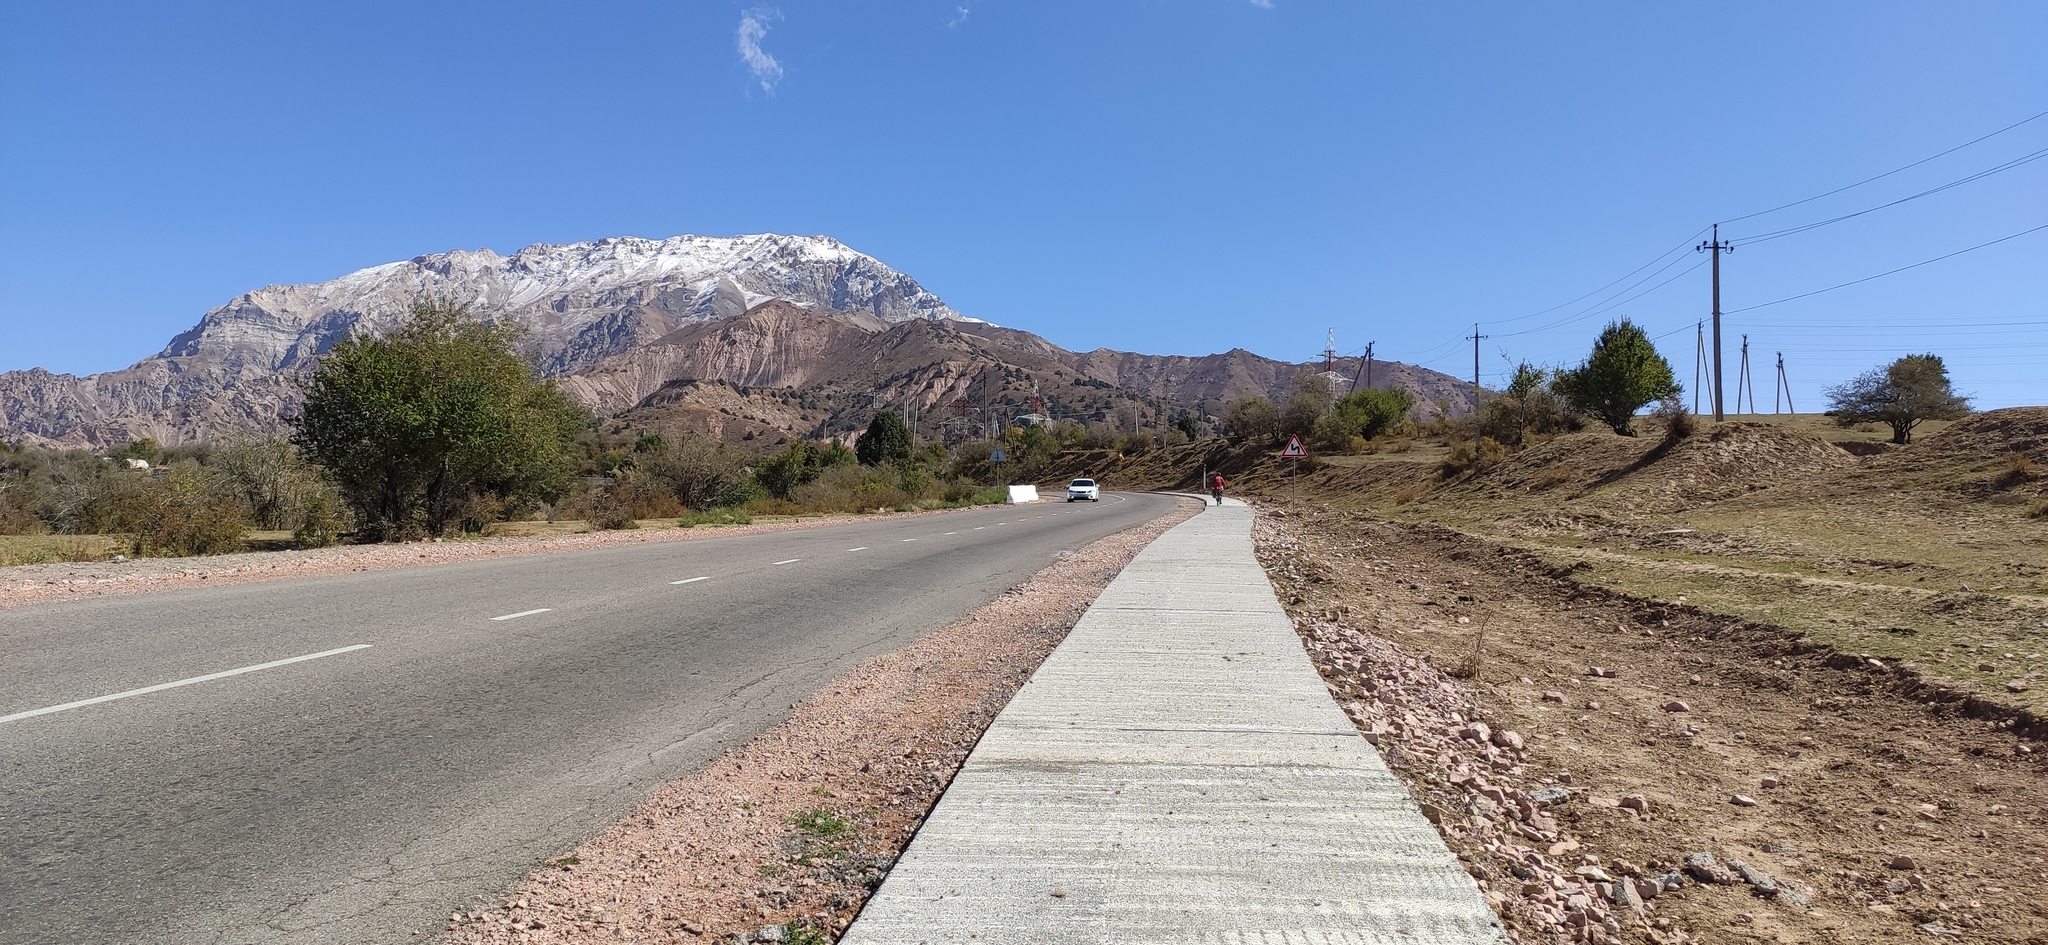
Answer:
top-left (0, 493), bottom-right (1176, 945)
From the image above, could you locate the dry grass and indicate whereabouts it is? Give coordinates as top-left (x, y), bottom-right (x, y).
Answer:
top-left (0, 533), bottom-right (130, 566)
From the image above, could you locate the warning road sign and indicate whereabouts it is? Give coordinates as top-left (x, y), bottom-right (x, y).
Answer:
top-left (1280, 435), bottom-right (1307, 458)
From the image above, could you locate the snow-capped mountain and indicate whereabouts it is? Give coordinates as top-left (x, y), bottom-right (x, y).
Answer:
top-left (0, 234), bottom-right (972, 446)
top-left (163, 233), bottom-right (968, 379)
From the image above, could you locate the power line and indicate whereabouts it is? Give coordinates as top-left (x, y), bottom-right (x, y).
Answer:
top-left (1717, 108), bottom-right (2048, 226)
top-left (1480, 229), bottom-right (1709, 328)
top-left (1724, 222), bottom-right (2048, 314)
top-left (1729, 147), bottom-right (2048, 246)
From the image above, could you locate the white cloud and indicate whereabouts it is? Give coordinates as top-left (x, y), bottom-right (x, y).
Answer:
top-left (736, 6), bottom-right (784, 93)
top-left (1249, 0), bottom-right (1273, 7)
top-left (949, 5), bottom-right (971, 28)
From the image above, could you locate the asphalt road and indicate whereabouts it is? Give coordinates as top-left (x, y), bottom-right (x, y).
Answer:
top-left (0, 493), bottom-right (1176, 945)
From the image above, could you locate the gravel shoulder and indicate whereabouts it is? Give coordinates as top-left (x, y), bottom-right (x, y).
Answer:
top-left (435, 497), bottom-right (1202, 944)
top-left (0, 509), bottom-right (971, 611)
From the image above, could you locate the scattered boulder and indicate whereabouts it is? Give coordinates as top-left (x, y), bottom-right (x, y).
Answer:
top-left (1620, 794), bottom-right (1651, 814)
top-left (1662, 701), bottom-right (1691, 713)
top-left (1730, 794), bottom-right (1758, 807)
top-left (1888, 854), bottom-right (1919, 871)
top-left (1588, 666), bottom-right (1617, 678)
top-left (1541, 690), bottom-right (1567, 703)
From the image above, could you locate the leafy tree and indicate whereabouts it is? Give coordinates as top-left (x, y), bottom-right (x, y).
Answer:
top-left (753, 438), bottom-right (854, 500)
top-left (855, 410), bottom-right (913, 466)
top-left (1221, 396), bottom-right (1281, 444)
top-left (1172, 410), bottom-right (1202, 442)
top-left (1824, 353), bottom-right (1971, 444)
top-left (1278, 371), bottom-right (1335, 436)
top-left (291, 296), bottom-right (588, 540)
top-left (1550, 319), bottom-right (1679, 436)
top-left (1329, 387), bottom-right (1416, 441)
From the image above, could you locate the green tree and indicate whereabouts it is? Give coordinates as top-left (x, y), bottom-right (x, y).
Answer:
top-left (1172, 410), bottom-right (1202, 442)
top-left (1278, 371), bottom-right (1335, 436)
top-left (1221, 396), bottom-right (1281, 444)
top-left (1824, 353), bottom-right (1971, 444)
top-left (1550, 319), bottom-right (1679, 436)
top-left (291, 296), bottom-right (588, 540)
top-left (855, 410), bottom-right (913, 466)
top-left (1329, 387), bottom-right (1416, 441)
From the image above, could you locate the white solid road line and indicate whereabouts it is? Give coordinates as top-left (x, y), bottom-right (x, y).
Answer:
top-left (847, 547), bottom-right (868, 552)
top-left (774, 558), bottom-right (801, 565)
top-left (944, 532), bottom-right (957, 535)
top-left (901, 538), bottom-right (917, 542)
top-left (0, 644), bottom-right (375, 725)
top-left (670, 576), bottom-right (711, 585)
top-left (490, 608), bottom-right (553, 621)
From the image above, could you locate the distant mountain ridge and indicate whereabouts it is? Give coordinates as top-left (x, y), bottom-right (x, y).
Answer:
top-left (0, 234), bottom-right (1476, 448)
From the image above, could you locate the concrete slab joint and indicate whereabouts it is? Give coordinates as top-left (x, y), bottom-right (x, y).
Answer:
top-left (842, 505), bottom-right (1509, 944)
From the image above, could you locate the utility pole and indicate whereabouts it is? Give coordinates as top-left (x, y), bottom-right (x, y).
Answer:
top-left (1469, 323), bottom-right (1487, 455)
top-left (1692, 322), bottom-right (1706, 414)
top-left (1324, 328), bottom-right (1338, 375)
top-left (1775, 353), bottom-right (1795, 414)
top-left (1697, 224), bottom-right (1734, 422)
top-left (1734, 335), bottom-right (1751, 415)
top-left (1348, 340), bottom-right (1375, 395)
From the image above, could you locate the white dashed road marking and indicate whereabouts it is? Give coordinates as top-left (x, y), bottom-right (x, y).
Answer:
top-left (491, 609), bottom-right (553, 621)
top-left (1, 644), bottom-right (375, 725)
top-left (774, 559), bottom-right (801, 566)
top-left (847, 547), bottom-right (868, 552)
top-left (901, 538), bottom-right (917, 542)
top-left (670, 576), bottom-right (710, 585)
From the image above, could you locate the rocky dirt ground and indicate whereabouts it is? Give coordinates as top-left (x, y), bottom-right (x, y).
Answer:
top-left (435, 499), bottom-right (1201, 945)
top-left (1255, 504), bottom-right (2047, 945)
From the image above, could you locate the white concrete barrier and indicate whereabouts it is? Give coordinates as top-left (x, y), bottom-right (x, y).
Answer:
top-left (1005, 484), bottom-right (1040, 504)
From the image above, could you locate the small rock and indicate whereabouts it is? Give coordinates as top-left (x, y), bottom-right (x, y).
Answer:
top-left (755, 927), bottom-right (785, 943)
top-left (2006, 680), bottom-right (2030, 693)
top-left (1888, 854), bottom-right (1918, 871)
top-left (1656, 870), bottom-right (1688, 892)
top-left (1461, 722), bottom-right (1492, 743)
top-left (1687, 674), bottom-right (1701, 685)
top-left (1612, 877), bottom-right (1644, 909)
top-left (1729, 860), bottom-right (1778, 893)
top-left (1576, 865), bottom-right (1614, 883)
top-left (1730, 794), bottom-right (1758, 807)
top-left (1541, 690), bottom-right (1567, 703)
top-left (1530, 786), bottom-right (1570, 805)
top-left (1979, 663), bottom-right (1998, 672)
top-left (1683, 852), bottom-right (1737, 885)
top-left (1760, 776), bottom-right (1781, 789)
top-left (1662, 701), bottom-right (1691, 713)
top-left (1619, 794), bottom-right (1650, 814)
top-left (1588, 666), bottom-right (1616, 678)
top-left (1633, 877), bottom-right (1661, 901)
top-left (1492, 730), bottom-right (1525, 751)
top-left (1585, 700), bottom-right (1602, 710)
top-left (1049, 889), bottom-right (1067, 899)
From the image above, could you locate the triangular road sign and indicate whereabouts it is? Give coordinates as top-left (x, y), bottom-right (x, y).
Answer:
top-left (1280, 435), bottom-right (1307, 458)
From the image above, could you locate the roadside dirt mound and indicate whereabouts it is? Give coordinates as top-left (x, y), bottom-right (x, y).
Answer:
top-left (1427, 421), bottom-right (1856, 516)
top-left (1590, 422), bottom-right (1859, 513)
top-left (1859, 408), bottom-right (2048, 495)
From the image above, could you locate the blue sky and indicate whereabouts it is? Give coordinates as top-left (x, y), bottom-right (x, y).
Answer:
top-left (2, 1), bottom-right (2043, 408)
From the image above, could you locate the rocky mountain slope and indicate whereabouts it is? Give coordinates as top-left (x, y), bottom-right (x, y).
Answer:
top-left (0, 234), bottom-right (1475, 448)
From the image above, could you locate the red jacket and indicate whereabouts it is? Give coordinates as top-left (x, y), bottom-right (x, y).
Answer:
top-left (1211, 474), bottom-right (1226, 490)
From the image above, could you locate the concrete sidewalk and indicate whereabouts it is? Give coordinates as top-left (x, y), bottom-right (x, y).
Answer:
top-left (841, 504), bottom-right (1508, 944)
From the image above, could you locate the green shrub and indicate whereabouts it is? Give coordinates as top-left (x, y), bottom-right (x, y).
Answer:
top-left (120, 467), bottom-right (249, 557)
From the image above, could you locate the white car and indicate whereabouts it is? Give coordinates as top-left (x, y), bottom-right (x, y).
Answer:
top-left (1066, 478), bottom-right (1101, 502)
